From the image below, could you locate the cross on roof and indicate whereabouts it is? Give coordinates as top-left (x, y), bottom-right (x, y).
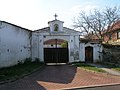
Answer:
top-left (54, 13), bottom-right (58, 20)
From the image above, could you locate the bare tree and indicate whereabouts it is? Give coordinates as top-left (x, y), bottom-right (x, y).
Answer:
top-left (73, 6), bottom-right (120, 42)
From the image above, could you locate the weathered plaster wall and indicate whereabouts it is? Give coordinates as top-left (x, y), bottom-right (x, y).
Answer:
top-left (69, 35), bottom-right (80, 62)
top-left (0, 19), bottom-right (81, 67)
top-left (31, 33), bottom-right (44, 62)
top-left (48, 20), bottom-right (64, 32)
top-left (79, 43), bottom-right (85, 62)
top-left (32, 31), bottom-right (80, 63)
top-left (79, 43), bottom-right (102, 62)
top-left (0, 22), bottom-right (31, 68)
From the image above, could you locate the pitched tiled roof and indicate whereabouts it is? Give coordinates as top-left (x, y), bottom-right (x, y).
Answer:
top-left (107, 20), bottom-right (120, 32)
top-left (112, 21), bottom-right (120, 30)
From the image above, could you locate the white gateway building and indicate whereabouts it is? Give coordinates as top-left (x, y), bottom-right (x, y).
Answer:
top-left (0, 18), bottom-right (102, 68)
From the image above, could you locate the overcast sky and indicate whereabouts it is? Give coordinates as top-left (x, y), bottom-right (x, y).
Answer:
top-left (0, 0), bottom-right (119, 30)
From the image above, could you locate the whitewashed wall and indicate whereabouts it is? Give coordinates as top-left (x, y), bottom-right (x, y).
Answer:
top-left (48, 20), bottom-right (64, 32)
top-left (32, 32), bottom-right (80, 63)
top-left (0, 20), bottom-right (81, 67)
top-left (0, 22), bottom-right (31, 68)
top-left (79, 42), bottom-right (102, 62)
top-left (31, 33), bottom-right (44, 62)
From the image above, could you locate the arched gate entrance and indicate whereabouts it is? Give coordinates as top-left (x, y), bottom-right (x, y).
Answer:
top-left (44, 39), bottom-right (69, 63)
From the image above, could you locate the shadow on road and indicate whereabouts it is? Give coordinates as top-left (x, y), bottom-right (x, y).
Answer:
top-left (0, 64), bottom-right (77, 90)
top-left (36, 64), bottom-right (77, 84)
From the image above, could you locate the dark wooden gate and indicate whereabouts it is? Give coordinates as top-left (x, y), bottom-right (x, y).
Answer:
top-left (85, 46), bottom-right (93, 63)
top-left (44, 48), bottom-right (69, 63)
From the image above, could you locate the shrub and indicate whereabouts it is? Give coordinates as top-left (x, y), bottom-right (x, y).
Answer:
top-left (34, 58), bottom-right (40, 63)
top-left (24, 58), bottom-right (32, 64)
top-left (18, 60), bottom-right (23, 65)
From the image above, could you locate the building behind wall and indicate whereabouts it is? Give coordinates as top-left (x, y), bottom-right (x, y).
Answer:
top-left (103, 21), bottom-right (120, 45)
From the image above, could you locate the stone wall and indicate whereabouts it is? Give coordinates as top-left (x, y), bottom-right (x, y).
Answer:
top-left (102, 44), bottom-right (120, 65)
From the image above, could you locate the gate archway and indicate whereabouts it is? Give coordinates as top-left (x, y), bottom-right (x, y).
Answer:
top-left (44, 39), bottom-right (69, 63)
top-left (85, 46), bottom-right (93, 63)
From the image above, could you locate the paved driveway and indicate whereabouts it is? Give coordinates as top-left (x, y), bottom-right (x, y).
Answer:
top-left (0, 65), bottom-right (120, 90)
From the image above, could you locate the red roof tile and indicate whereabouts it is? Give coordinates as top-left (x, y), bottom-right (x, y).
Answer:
top-left (44, 39), bottom-right (65, 45)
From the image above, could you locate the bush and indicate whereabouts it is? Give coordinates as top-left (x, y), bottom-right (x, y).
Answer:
top-left (24, 58), bottom-right (32, 64)
top-left (18, 60), bottom-right (23, 65)
top-left (34, 58), bottom-right (40, 63)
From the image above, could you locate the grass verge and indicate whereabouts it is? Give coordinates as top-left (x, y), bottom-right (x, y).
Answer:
top-left (73, 63), bottom-right (105, 73)
top-left (0, 61), bottom-right (43, 82)
top-left (100, 62), bottom-right (120, 71)
top-left (112, 68), bottom-right (120, 71)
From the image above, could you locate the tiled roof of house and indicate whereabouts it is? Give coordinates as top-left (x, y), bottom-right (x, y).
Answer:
top-left (80, 37), bottom-right (101, 43)
top-left (44, 39), bottom-right (65, 45)
top-left (112, 20), bottom-right (120, 30)
top-left (107, 20), bottom-right (120, 32)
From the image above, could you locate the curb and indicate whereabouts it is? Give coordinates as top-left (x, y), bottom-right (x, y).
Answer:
top-left (62, 83), bottom-right (120, 90)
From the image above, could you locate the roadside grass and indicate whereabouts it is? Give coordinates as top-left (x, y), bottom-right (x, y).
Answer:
top-left (0, 61), bottom-right (43, 81)
top-left (101, 62), bottom-right (120, 71)
top-left (112, 67), bottom-right (120, 71)
top-left (73, 62), bottom-right (105, 73)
